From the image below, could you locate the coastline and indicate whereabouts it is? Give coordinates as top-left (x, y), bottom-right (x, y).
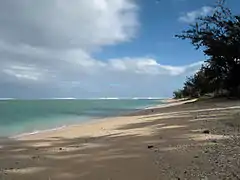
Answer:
top-left (1, 98), bottom-right (240, 180)
top-left (1, 98), bottom-right (162, 139)
top-left (13, 98), bottom-right (186, 141)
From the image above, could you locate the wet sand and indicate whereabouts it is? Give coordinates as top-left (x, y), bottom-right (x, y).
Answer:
top-left (0, 98), bottom-right (240, 180)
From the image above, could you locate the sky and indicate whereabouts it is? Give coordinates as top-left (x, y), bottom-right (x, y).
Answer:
top-left (0, 0), bottom-right (239, 99)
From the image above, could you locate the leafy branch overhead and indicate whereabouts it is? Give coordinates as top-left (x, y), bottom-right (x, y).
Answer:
top-left (174, 0), bottom-right (240, 98)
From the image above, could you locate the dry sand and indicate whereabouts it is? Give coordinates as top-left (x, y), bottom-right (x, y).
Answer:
top-left (1, 98), bottom-right (240, 180)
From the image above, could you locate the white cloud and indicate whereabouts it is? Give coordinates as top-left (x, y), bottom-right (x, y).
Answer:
top-left (179, 6), bottom-right (214, 23)
top-left (107, 58), bottom-right (203, 76)
top-left (0, 0), bottom-right (138, 49)
top-left (0, 0), bottom-right (138, 79)
top-left (0, 0), bottom-right (203, 98)
top-left (3, 65), bottom-right (42, 81)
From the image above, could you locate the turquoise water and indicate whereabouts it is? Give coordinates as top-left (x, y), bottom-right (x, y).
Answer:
top-left (0, 99), bottom-right (163, 137)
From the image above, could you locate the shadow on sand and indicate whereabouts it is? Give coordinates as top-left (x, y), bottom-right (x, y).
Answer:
top-left (1, 99), bottom-right (240, 180)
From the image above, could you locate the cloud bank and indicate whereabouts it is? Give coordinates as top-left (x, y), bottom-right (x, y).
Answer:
top-left (0, 0), bottom-right (202, 98)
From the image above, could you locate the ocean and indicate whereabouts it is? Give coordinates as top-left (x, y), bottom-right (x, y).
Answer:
top-left (0, 99), bottom-right (163, 137)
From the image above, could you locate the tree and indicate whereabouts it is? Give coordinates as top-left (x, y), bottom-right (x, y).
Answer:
top-left (173, 89), bottom-right (184, 99)
top-left (175, 0), bottom-right (240, 98)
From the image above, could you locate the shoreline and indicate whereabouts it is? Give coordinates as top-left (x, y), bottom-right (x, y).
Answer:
top-left (1, 98), bottom-right (164, 139)
top-left (11, 116), bottom-right (106, 140)
top-left (14, 98), bottom-right (195, 141)
top-left (6, 99), bottom-right (166, 140)
top-left (1, 98), bottom-right (240, 179)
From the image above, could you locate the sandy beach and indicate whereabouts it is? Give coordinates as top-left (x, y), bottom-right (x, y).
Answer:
top-left (1, 98), bottom-right (240, 180)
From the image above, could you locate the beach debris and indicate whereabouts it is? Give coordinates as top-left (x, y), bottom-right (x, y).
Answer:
top-left (194, 155), bottom-right (199, 158)
top-left (211, 139), bottom-right (217, 143)
top-left (32, 155), bottom-right (40, 160)
top-left (203, 130), bottom-right (210, 134)
top-left (59, 147), bottom-right (63, 150)
top-left (147, 145), bottom-right (154, 149)
top-left (32, 156), bottom-right (36, 159)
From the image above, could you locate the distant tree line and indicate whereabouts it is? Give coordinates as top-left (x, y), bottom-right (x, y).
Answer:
top-left (173, 0), bottom-right (240, 99)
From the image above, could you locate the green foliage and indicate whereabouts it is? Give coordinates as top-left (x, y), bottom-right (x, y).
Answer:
top-left (173, 89), bottom-right (184, 99)
top-left (174, 0), bottom-right (240, 98)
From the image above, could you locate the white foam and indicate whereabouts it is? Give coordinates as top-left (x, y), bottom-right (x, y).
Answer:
top-left (0, 98), bottom-right (15, 100)
top-left (11, 125), bottom-right (67, 139)
top-left (132, 97), bottom-right (164, 100)
top-left (97, 97), bottom-right (120, 100)
top-left (43, 97), bottom-right (77, 100)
